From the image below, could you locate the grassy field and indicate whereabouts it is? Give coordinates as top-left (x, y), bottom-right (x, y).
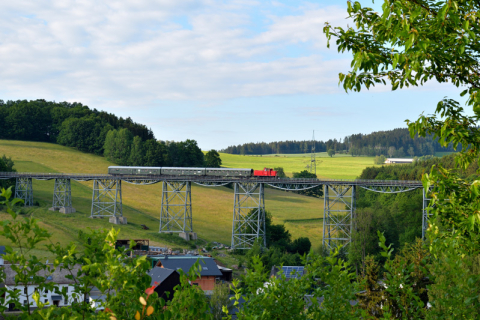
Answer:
top-left (220, 152), bottom-right (378, 179)
top-left (0, 140), bottom-right (372, 260)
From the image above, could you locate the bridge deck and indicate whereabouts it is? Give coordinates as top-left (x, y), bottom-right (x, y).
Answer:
top-left (0, 171), bottom-right (423, 187)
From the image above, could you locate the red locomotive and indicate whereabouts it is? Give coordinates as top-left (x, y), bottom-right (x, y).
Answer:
top-left (253, 167), bottom-right (277, 177)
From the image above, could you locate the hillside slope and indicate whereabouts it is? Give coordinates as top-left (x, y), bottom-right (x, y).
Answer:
top-left (0, 140), bottom-right (343, 256)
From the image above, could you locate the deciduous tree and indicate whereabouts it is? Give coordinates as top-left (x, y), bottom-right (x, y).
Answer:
top-left (292, 170), bottom-right (323, 197)
top-left (273, 167), bottom-right (286, 178)
top-left (0, 155), bottom-right (15, 192)
top-left (325, 1), bottom-right (480, 316)
top-left (205, 150), bottom-right (222, 168)
top-left (129, 136), bottom-right (145, 166)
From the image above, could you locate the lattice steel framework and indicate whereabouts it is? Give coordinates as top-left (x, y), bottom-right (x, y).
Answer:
top-left (52, 178), bottom-right (72, 209)
top-left (267, 183), bottom-right (320, 191)
top-left (322, 184), bottom-right (355, 250)
top-left (422, 188), bottom-right (433, 239)
top-left (159, 181), bottom-right (192, 233)
top-left (15, 177), bottom-right (33, 206)
top-left (360, 185), bottom-right (419, 194)
top-left (123, 179), bottom-right (160, 185)
top-left (194, 181), bottom-right (231, 187)
top-left (231, 183), bottom-right (266, 249)
top-left (91, 179), bottom-right (122, 217)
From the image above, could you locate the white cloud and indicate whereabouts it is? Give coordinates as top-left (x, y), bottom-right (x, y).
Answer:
top-left (0, 0), bottom-right (349, 107)
top-left (7, 0), bottom-right (446, 150)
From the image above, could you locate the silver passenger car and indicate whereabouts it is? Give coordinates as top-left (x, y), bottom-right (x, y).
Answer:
top-left (205, 168), bottom-right (253, 177)
top-left (161, 167), bottom-right (206, 176)
top-left (108, 166), bottom-right (253, 177)
top-left (108, 166), bottom-right (161, 175)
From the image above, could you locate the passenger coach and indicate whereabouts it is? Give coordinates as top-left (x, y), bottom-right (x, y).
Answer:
top-left (108, 166), bottom-right (277, 177)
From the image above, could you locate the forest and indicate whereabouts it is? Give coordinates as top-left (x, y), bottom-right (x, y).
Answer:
top-left (0, 99), bottom-right (208, 168)
top-left (348, 154), bottom-right (480, 272)
top-left (221, 128), bottom-right (459, 156)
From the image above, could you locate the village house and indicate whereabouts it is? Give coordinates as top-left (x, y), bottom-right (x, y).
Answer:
top-left (150, 255), bottom-right (222, 293)
top-left (148, 267), bottom-right (181, 302)
top-left (2, 264), bottom-right (83, 311)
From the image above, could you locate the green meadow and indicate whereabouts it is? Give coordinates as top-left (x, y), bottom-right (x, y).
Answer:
top-left (0, 140), bottom-right (375, 258)
top-left (220, 152), bottom-right (379, 179)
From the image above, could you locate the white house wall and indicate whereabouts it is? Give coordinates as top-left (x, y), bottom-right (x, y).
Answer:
top-left (3, 284), bottom-right (84, 308)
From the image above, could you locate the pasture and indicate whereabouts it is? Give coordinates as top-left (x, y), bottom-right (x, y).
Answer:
top-left (220, 152), bottom-right (379, 179)
top-left (0, 140), bottom-right (371, 259)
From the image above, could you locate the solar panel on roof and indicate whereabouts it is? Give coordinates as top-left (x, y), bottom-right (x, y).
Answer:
top-left (281, 266), bottom-right (304, 279)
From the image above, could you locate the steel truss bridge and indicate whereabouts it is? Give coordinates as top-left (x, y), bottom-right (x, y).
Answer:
top-left (0, 172), bottom-right (430, 250)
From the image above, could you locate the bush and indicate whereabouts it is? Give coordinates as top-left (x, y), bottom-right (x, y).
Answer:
top-left (374, 155), bottom-right (386, 165)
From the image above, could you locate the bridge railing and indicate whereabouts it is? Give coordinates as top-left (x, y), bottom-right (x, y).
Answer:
top-left (0, 172), bottom-right (111, 180)
top-left (0, 171), bottom-right (423, 186)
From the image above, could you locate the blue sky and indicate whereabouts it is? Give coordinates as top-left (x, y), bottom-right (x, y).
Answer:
top-left (0, 0), bottom-right (464, 150)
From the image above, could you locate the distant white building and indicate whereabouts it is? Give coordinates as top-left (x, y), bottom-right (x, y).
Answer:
top-left (384, 158), bottom-right (414, 164)
top-left (2, 264), bottom-right (84, 311)
top-left (89, 291), bottom-right (106, 311)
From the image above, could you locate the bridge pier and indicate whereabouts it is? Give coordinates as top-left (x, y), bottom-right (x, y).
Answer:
top-left (231, 182), bottom-right (266, 250)
top-left (15, 177), bottom-right (33, 206)
top-left (159, 181), bottom-right (194, 236)
top-left (422, 188), bottom-right (432, 239)
top-left (322, 184), bottom-right (355, 250)
top-left (91, 179), bottom-right (125, 223)
top-left (49, 178), bottom-right (76, 214)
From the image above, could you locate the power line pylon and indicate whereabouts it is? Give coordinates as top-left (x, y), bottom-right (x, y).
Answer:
top-left (310, 131), bottom-right (316, 175)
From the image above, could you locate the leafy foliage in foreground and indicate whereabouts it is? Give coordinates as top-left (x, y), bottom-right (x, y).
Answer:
top-left (324, 0), bottom-right (480, 318)
top-left (0, 187), bottom-right (212, 320)
top-left (1, 183), bottom-right (480, 319)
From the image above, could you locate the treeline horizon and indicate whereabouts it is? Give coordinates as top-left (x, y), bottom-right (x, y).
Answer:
top-left (0, 99), bottom-right (206, 167)
top-left (221, 128), bottom-right (459, 157)
top-left (0, 99), bottom-right (460, 162)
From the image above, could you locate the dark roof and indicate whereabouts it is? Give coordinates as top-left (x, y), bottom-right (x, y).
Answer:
top-left (148, 267), bottom-right (177, 286)
top-left (152, 256), bottom-right (222, 277)
top-left (3, 264), bottom-right (81, 285)
top-left (270, 266), bottom-right (306, 280)
top-left (0, 246), bottom-right (5, 256)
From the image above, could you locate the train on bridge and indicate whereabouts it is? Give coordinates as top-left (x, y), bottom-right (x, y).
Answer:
top-left (108, 166), bottom-right (278, 178)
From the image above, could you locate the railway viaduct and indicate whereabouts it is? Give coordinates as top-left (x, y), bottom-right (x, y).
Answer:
top-left (0, 172), bottom-right (429, 250)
